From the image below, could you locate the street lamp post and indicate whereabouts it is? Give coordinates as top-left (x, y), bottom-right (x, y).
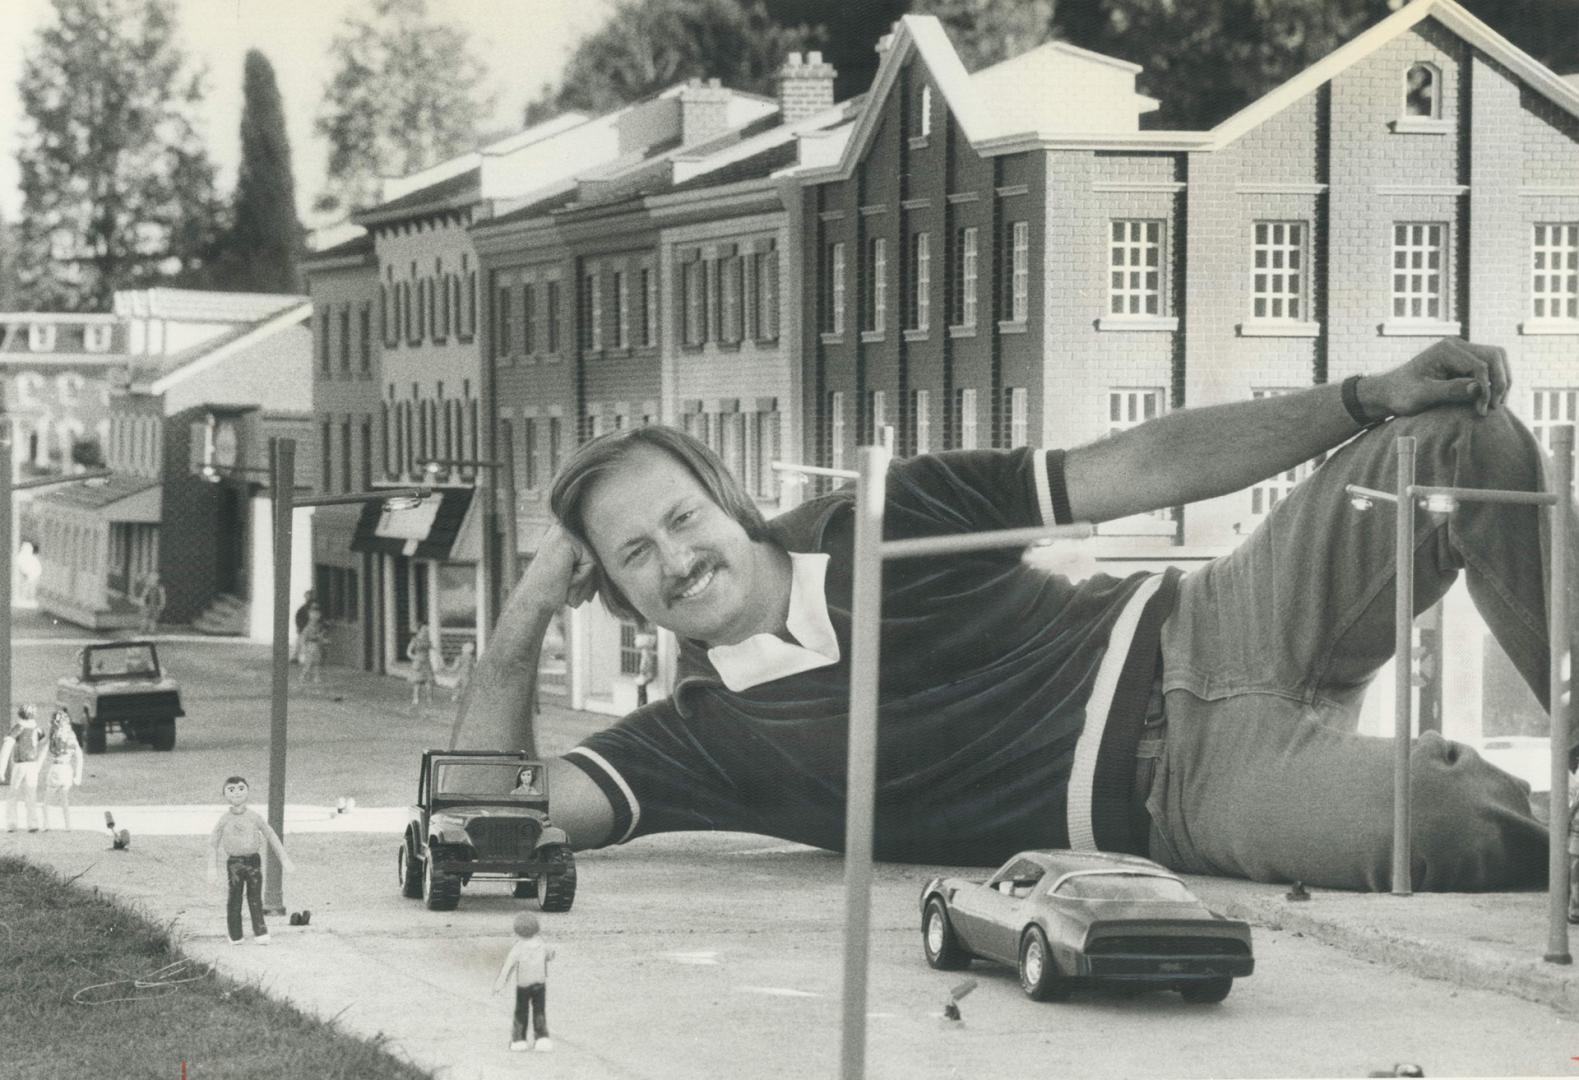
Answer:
top-left (0, 416), bottom-right (112, 714)
top-left (419, 452), bottom-right (518, 631)
top-left (261, 435), bottom-right (423, 913)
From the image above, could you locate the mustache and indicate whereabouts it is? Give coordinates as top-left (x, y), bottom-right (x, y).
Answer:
top-left (663, 558), bottom-right (717, 605)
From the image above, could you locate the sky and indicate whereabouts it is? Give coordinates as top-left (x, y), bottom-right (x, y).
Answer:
top-left (0, 0), bottom-right (620, 225)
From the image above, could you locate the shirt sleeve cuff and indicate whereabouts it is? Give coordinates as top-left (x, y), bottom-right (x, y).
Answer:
top-left (563, 747), bottom-right (640, 845)
top-left (1037, 448), bottom-right (1074, 525)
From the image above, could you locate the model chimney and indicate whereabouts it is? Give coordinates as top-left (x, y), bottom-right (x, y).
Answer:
top-left (776, 51), bottom-right (836, 126)
top-left (679, 78), bottom-right (732, 147)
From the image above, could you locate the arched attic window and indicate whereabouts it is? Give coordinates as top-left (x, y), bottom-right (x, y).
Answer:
top-left (1405, 62), bottom-right (1440, 119)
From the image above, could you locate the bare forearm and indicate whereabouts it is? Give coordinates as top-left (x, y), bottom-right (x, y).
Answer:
top-left (1064, 382), bottom-right (1368, 522)
top-left (450, 600), bottom-right (557, 753)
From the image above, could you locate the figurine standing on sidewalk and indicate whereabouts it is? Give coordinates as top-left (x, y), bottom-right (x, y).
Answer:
top-left (1, 706), bottom-right (45, 832)
top-left (207, 776), bottom-right (295, 945)
top-left (407, 622), bottom-right (436, 710)
top-left (298, 606), bottom-right (326, 686)
top-left (493, 912), bottom-right (555, 1052)
top-left (39, 708), bottom-right (83, 831)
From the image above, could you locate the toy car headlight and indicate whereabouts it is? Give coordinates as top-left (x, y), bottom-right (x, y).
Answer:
top-left (430, 813), bottom-right (470, 844)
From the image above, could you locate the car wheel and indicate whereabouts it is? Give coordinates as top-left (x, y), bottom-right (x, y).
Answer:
top-left (398, 840), bottom-right (423, 899)
top-left (1179, 976), bottom-right (1233, 1004)
top-left (512, 878), bottom-right (538, 900)
top-left (1018, 927), bottom-right (1072, 1003)
top-left (922, 897), bottom-right (970, 970)
top-left (536, 847), bottom-right (577, 913)
top-left (422, 850), bottom-right (460, 912)
top-left (148, 719), bottom-right (176, 752)
top-left (84, 721), bottom-right (106, 755)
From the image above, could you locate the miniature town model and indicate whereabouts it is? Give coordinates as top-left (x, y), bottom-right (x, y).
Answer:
top-left (399, 751), bottom-right (577, 913)
top-left (56, 641), bottom-right (186, 753)
top-left (920, 850), bottom-right (1255, 1004)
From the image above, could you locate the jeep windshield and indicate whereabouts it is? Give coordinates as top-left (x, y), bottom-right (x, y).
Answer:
top-left (432, 760), bottom-right (544, 800)
top-left (84, 645), bottom-right (159, 680)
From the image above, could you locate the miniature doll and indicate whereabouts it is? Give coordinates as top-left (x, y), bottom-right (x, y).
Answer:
top-left (406, 622), bottom-right (436, 709)
top-left (39, 708), bottom-right (83, 831)
top-left (207, 776), bottom-right (295, 945)
top-left (512, 765), bottom-right (541, 796)
top-left (448, 640), bottom-right (476, 703)
top-left (493, 911), bottom-right (555, 1052)
top-left (298, 606), bottom-right (326, 686)
top-left (1, 706), bottom-right (45, 832)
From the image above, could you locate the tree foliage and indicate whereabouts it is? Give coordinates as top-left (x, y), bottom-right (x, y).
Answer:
top-left (14, 0), bottom-right (223, 311)
top-left (909, 0), bottom-right (1055, 72)
top-left (314, 0), bottom-right (494, 216)
top-left (528, 0), bottom-right (822, 124)
top-left (208, 49), bottom-right (302, 293)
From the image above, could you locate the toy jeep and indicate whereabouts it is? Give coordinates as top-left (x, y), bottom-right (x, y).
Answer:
top-left (56, 641), bottom-right (186, 754)
top-left (399, 750), bottom-right (577, 913)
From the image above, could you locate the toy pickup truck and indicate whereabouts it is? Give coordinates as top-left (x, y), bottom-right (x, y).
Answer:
top-left (56, 641), bottom-right (186, 754)
top-left (399, 750), bottom-right (577, 913)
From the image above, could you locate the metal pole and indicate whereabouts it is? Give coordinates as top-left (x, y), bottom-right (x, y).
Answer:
top-left (1546, 425), bottom-right (1573, 965)
top-left (1392, 436), bottom-right (1416, 897)
top-left (264, 437), bottom-right (295, 915)
top-left (840, 445), bottom-right (889, 1080)
top-left (499, 424), bottom-right (519, 597)
top-left (0, 418), bottom-right (12, 717)
top-left (480, 440), bottom-right (499, 636)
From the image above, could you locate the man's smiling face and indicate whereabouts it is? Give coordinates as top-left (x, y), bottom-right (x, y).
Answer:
top-left (581, 444), bottom-right (773, 646)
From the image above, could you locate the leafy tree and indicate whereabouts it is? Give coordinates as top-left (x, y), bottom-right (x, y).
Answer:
top-left (14, 0), bottom-right (224, 311)
top-left (0, 208), bottom-right (21, 310)
top-left (528, 0), bottom-right (822, 124)
top-left (314, 0), bottom-right (494, 216)
top-left (762, 0), bottom-right (907, 100)
top-left (209, 49), bottom-right (302, 293)
top-left (910, 0), bottom-right (1055, 72)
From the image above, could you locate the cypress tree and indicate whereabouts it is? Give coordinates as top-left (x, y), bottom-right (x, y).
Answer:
top-left (217, 49), bottom-right (302, 292)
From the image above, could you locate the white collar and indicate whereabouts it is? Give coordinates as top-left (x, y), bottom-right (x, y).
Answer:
top-left (706, 552), bottom-right (840, 692)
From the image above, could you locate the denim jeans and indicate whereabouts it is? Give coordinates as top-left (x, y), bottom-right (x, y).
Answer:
top-left (513, 984), bottom-right (548, 1042)
top-left (1144, 404), bottom-right (1573, 891)
top-left (227, 854), bottom-right (268, 940)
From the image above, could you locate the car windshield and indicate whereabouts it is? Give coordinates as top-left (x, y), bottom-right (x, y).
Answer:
top-left (432, 760), bottom-right (544, 800)
top-left (1054, 873), bottom-right (1195, 901)
top-left (85, 646), bottom-right (158, 679)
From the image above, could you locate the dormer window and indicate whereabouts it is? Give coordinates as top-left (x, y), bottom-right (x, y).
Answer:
top-left (27, 323), bottom-right (56, 352)
top-left (1405, 63), bottom-right (1439, 119)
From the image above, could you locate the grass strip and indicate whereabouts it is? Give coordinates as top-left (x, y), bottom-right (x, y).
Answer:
top-left (0, 855), bottom-right (433, 1080)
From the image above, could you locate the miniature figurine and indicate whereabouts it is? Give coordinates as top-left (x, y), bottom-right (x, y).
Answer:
top-left (291, 589), bottom-right (314, 663)
top-left (39, 708), bottom-right (83, 831)
top-left (448, 640), bottom-right (476, 703)
top-left (493, 911), bottom-right (555, 1052)
top-left (633, 630), bottom-right (657, 706)
top-left (1, 706), bottom-right (45, 832)
top-left (406, 622), bottom-right (436, 709)
top-left (135, 572), bottom-right (166, 634)
top-left (298, 607), bottom-right (326, 686)
top-left (207, 776), bottom-right (295, 945)
top-left (1568, 799), bottom-right (1579, 925)
top-left (513, 765), bottom-right (541, 796)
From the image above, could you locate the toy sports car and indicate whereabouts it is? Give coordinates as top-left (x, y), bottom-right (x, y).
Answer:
top-left (920, 849), bottom-right (1253, 1003)
top-left (399, 751), bottom-right (576, 913)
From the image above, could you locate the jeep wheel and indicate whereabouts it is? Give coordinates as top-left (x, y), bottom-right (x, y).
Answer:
top-left (422, 852), bottom-right (460, 912)
top-left (398, 841), bottom-right (423, 899)
top-left (84, 721), bottom-right (106, 755)
top-left (148, 719), bottom-right (176, 751)
top-left (512, 878), bottom-right (538, 900)
top-left (536, 847), bottom-right (577, 913)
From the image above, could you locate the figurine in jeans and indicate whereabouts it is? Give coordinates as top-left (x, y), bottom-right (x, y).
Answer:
top-left (1, 706), bottom-right (45, 832)
top-left (207, 776), bottom-right (295, 944)
top-left (493, 911), bottom-right (555, 1052)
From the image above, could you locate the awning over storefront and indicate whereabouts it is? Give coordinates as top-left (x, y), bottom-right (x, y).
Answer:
top-left (31, 473), bottom-right (161, 523)
top-left (350, 488), bottom-right (473, 561)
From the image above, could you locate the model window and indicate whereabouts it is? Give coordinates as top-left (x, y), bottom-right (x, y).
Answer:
top-left (579, 268), bottom-right (602, 353)
top-left (1392, 222), bottom-right (1447, 321)
top-left (822, 242), bottom-right (846, 335)
top-left (495, 283), bottom-right (514, 356)
top-left (1109, 220), bottom-right (1164, 317)
top-left (1008, 221), bottom-right (1029, 323)
top-left (956, 387), bottom-right (978, 450)
top-left (545, 280), bottom-right (561, 354)
top-left (754, 249), bottom-right (779, 342)
top-left (1251, 222), bottom-right (1308, 321)
top-left (862, 237), bottom-right (886, 334)
top-left (1532, 224), bottom-right (1579, 322)
top-left (523, 283), bottom-right (536, 355)
top-left (919, 84), bottom-right (932, 138)
top-left (613, 270), bottom-right (630, 349)
top-left (908, 232), bottom-right (930, 332)
top-left (912, 389), bottom-right (931, 455)
top-left (720, 257), bottom-right (743, 344)
top-left (1008, 386), bottom-right (1028, 448)
top-left (829, 391), bottom-right (846, 470)
top-left (951, 227), bottom-right (978, 327)
top-left (682, 259), bottom-right (706, 346)
top-left (1405, 62), bottom-right (1440, 118)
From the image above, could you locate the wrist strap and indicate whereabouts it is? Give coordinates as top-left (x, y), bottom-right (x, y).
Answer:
top-left (1341, 375), bottom-right (1385, 430)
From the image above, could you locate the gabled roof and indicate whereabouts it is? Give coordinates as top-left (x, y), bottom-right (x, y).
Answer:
top-left (143, 300), bottom-right (311, 395)
top-left (302, 231), bottom-right (374, 265)
top-left (113, 289), bottom-right (305, 324)
top-left (1207, 0), bottom-right (1579, 149)
top-left (354, 168), bottom-right (482, 228)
